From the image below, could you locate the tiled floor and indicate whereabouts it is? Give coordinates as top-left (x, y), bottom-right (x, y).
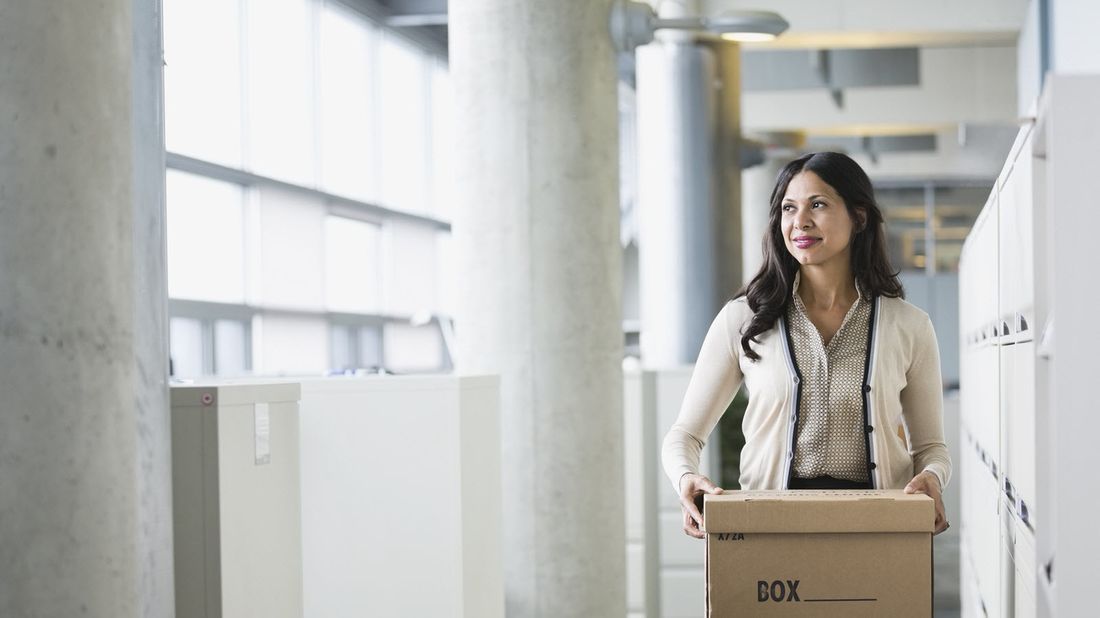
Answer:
top-left (935, 526), bottom-right (961, 616)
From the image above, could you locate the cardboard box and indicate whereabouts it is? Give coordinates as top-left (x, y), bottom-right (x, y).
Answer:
top-left (703, 489), bottom-right (935, 617)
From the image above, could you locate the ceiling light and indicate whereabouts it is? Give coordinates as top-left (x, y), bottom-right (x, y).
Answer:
top-left (611, 1), bottom-right (789, 52)
top-left (720, 32), bottom-right (778, 43)
top-left (708, 11), bottom-right (789, 41)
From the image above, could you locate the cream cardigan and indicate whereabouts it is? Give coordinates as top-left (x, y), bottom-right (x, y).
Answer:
top-left (661, 294), bottom-right (952, 492)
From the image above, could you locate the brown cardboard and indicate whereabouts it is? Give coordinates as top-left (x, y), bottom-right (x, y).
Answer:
top-left (704, 490), bottom-right (935, 617)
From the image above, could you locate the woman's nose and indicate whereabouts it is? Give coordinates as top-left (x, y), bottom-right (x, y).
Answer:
top-left (792, 209), bottom-right (812, 230)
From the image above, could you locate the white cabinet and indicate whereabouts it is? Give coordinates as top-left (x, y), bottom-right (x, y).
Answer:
top-left (960, 74), bottom-right (1100, 618)
top-left (296, 375), bottom-right (503, 618)
top-left (1014, 519), bottom-right (1038, 618)
top-left (960, 196), bottom-right (1000, 461)
top-left (1032, 74), bottom-right (1100, 617)
top-left (171, 382), bottom-right (304, 618)
top-left (998, 126), bottom-right (1039, 530)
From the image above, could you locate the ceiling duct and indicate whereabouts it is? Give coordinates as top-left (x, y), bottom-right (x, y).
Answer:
top-left (741, 47), bottom-right (921, 109)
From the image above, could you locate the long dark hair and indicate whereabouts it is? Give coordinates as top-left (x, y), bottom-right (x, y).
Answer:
top-left (736, 152), bottom-right (903, 361)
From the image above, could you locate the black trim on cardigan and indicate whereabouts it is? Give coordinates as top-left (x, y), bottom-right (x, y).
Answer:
top-left (861, 296), bottom-right (880, 488)
top-left (780, 312), bottom-right (804, 489)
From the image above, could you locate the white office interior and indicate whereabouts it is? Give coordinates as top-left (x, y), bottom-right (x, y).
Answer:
top-left (0, 0), bottom-right (1097, 616)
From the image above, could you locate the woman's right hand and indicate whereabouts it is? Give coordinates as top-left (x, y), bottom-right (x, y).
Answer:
top-left (679, 473), bottom-right (725, 539)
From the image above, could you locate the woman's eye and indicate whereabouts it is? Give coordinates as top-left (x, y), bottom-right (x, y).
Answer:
top-left (812, 201), bottom-right (825, 208)
top-left (782, 204), bottom-right (794, 212)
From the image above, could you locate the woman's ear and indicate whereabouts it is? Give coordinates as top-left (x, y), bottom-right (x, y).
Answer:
top-left (854, 208), bottom-right (868, 232)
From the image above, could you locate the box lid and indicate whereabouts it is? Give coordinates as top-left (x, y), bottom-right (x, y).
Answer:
top-left (704, 489), bottom-right (935, 533)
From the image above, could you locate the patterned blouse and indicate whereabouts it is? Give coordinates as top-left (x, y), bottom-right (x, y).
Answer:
top-left (786, 273), bottom-right (872, 484)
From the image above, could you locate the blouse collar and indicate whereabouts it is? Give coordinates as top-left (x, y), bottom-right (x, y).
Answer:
top-left (792, 270), bottom-right (870, 304)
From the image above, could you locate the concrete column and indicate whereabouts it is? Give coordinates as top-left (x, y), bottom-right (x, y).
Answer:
top-left (741, 134), bottom-right (805, 282)
top-left (635, 40), bottom-right (720, 366)
top-left (449, 2), bottom-right (625, 617)
top-left (741, 158), bottom-right (782, 282)
top-left (709, 40), bottom-right (744, 304)
top-left (0, 2), bottom-right (173, 616)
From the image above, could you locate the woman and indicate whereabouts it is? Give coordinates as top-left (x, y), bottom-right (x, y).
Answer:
top-left (662, 151), bottom-right (951, 539)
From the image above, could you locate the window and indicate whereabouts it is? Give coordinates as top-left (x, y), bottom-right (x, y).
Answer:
top-left (258, 187), bottom-right (326, 310)
top-left (330, 323), bottom-right (384, 372)
top-left (169, 317), bottom-right (205, 378)
top-left (319, 4), bottom-right (377, 202)
top-left (324, 216), bottom-right (383, 313)
top-left (169, 316), bottom-right (251, 378)
top-left (214, 319), bottom-right (250, 376)
top-left (358, 325), bottom-right (383, 368)
top-left (163, 0), bottom-right (454, 377)
top-left (383, 220), bottom-right (436, 316)
top-left (330, 323), bottom-right (355, 370)
top-left (166, 171), bottom-right (247, 303)
top-left (255, 314), bottom-right (328, 375)
top-left (247, 0), bottom-right (316, 184)
top-left (379, 33), bottom-right (431, 212)
top-left (878, 183), bottom-right (990, 273)
top-left (163, 0), bottom-right (243, 167)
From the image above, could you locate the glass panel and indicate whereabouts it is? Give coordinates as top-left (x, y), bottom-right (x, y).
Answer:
top-left (163, 0), bottom-right (243, 166)
top-left (319, 4), bottom-right (377, 202)
top-left (166, 171), bottom-right (246, 303)
top-left (877, 186), bottom-right (929, 272)
top-left (214, 319), bottom-right (249, 376)
top-left (358, 325), bottom-right (383, 369)
top-left (248, 0), bottom-right (315, 184)
top-left (324, 216), bottom-right (382, 313)
top-left (879, 184), bottom-right (993, 273)
top-left (934, 185), bottom-right (990, 273)
top-left (379, 33), bottom-right (430, 212)
top-left (169, 317), bottom-right (205, 378)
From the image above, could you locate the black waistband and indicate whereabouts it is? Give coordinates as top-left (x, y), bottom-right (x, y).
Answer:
top-left (788, 475), bottom-right (872, 490)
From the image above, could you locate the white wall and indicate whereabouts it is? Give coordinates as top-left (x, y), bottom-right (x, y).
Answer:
top-left (1017, 0), bottom-right (1043, 116)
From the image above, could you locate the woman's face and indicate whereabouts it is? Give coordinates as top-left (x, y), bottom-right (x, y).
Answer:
top-left (780, 170), bottom-right (861, 267)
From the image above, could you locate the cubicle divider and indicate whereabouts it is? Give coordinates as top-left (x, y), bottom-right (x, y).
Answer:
top-left (171, 382), bottom-right (305, 618)
top-left (297, 375), bottom-right (503, 618)
top-left (171, 375), bottom-right (503, 618)
top-left (624, 367), bottom-right (722, 618)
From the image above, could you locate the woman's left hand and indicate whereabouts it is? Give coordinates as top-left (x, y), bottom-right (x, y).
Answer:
top-left (904, 471), bottom-right (950, 535)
